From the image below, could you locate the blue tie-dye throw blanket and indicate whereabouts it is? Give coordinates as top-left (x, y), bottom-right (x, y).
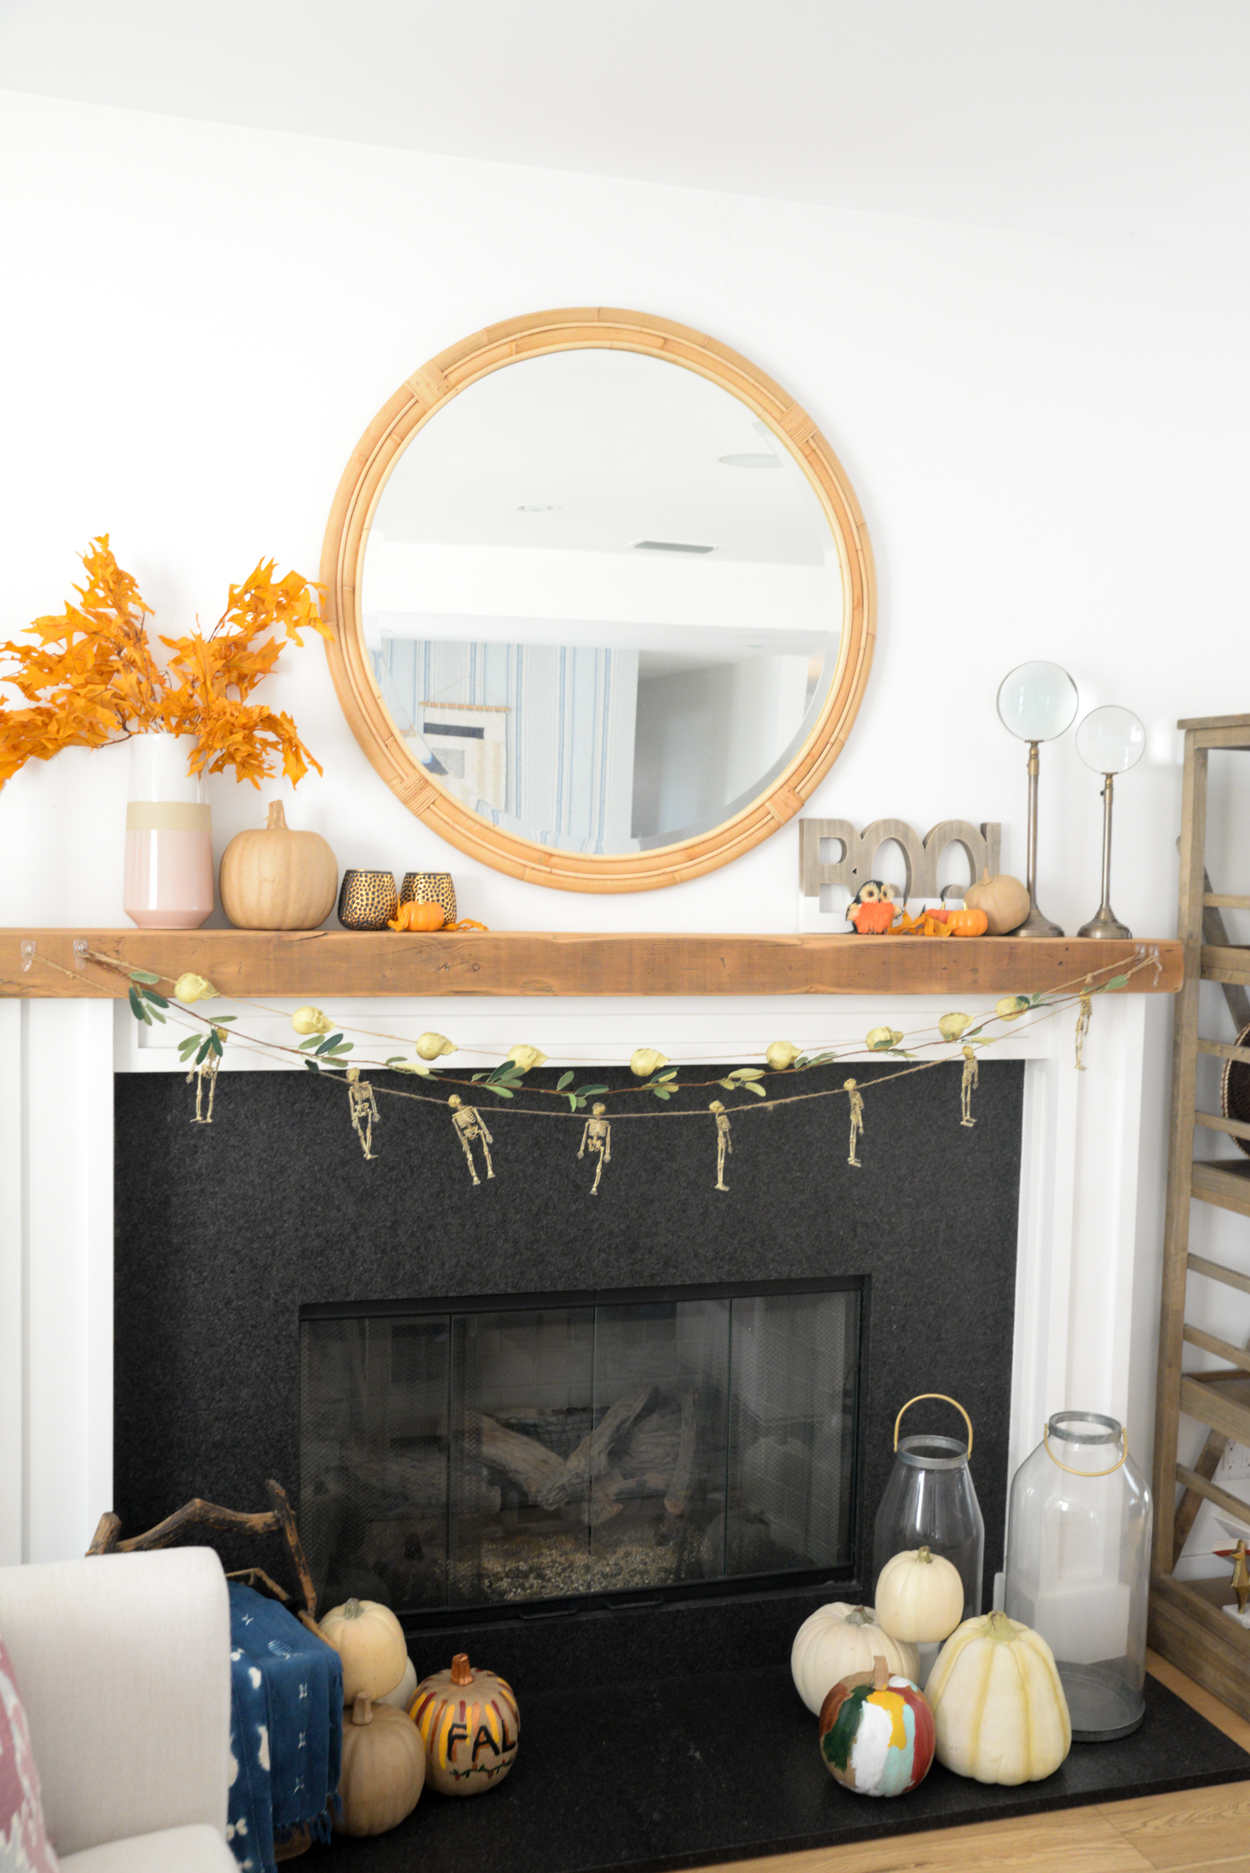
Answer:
top-left (227, 1583), bottom-right (343, 1873)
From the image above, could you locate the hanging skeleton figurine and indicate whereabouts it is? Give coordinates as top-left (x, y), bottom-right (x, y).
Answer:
top-left (346, 1066), bottom-right (380, 1160)
top-left (449, 1094), bottom-right (495, 1185)
top-left (844, 1078), bottom-right (864, 1168)
top-left (960, 1045), bottom-right (979, 1128)
top-left (186, 1050), bottom-right (220, 1124)
top-left (577, 1102), bottom-right (612, 1195)
top-left (1074, 981), bottom-right (1094, 1071)
top-left (709, 1099), bottom-right (733, 1192)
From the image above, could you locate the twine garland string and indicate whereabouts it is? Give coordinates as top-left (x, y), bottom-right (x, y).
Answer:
top-left (53, 942), bottom-right (1163, 1183)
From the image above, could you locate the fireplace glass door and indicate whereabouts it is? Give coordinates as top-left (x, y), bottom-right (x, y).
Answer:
top-left (300, 1281), bottom-right (861, 1618)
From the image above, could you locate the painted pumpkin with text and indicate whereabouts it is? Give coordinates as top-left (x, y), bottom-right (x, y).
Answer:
top-left (409, 1653), bottom-right (520, 1795)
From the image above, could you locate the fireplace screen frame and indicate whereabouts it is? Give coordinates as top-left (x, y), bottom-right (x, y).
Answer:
top-left (299, 1276), bottom-right (868, 1629)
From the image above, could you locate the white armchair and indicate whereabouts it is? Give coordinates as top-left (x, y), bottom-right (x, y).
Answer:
top-left (0, 1546), bottom-right (236, 1870)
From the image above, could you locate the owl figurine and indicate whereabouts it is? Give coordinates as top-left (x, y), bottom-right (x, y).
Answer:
top-left (847, 880), bottom-right (902, 935)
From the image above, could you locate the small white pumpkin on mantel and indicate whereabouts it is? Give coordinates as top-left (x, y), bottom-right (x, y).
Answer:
top-left (926, 1610), bottom-right (1071, 1784)
top-left (790, 1603), bottom-right (920, 1715)
top-left (875, 1546), bottom-right (965, 1644)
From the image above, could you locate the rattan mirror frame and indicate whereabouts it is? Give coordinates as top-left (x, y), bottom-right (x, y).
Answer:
top-left (319, 308), bottom-right (876, 892)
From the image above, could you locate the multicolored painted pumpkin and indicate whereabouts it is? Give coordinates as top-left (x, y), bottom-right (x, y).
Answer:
top-left (818, 1656), bottom-right (935, 1798)
top-left (409, 1653), bottom-right (519, 1796)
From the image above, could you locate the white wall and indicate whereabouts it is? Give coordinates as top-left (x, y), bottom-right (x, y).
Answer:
top-left (3, 89), bottom-right (1250, 1494)
top-left (1, 89), bottom-right (1247, 941)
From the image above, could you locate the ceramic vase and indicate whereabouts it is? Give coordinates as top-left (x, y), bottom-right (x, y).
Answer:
top-left (123, 732), bottom-right (214, 929)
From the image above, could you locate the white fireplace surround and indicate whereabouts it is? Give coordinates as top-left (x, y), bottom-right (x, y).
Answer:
top-left (0, 990), bottom-right (1160, 1573)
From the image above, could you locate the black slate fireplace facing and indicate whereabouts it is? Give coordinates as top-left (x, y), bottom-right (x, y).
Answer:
top-left (111, 1061), bottom-right (1250, 1873)
top-left (113, 1057), bottom-right (1023, 1678)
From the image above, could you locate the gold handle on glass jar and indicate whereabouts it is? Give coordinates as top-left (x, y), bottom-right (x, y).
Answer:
top-left (1042, 1422), bottom-right (1128, 1476)
top-left (893, 1393), bottom-right (974, 1457)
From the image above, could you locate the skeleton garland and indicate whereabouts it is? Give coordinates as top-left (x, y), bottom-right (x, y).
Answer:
top-left (578, 1103), bottom-right (612, 1196)
top-left (449, 1095), bottom-right (495, 1185)
top-left (346, 1067), bottom-right (380, 1160)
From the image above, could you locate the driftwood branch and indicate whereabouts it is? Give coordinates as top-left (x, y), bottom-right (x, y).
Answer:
top-left (266, 1478), bottom-right (319, 1620)
top-left (115, 1498), bottom-right (277, 1551)
top-left (87, 1511), bottom-right (121, 1555)
top-left (85, 1479), bottom-right (316, 1614)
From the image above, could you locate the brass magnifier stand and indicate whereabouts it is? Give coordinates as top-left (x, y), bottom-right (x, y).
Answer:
top-left (997, 662), bottom-right (1079, 938)
top-left (1076, 707), bottom-right (1145, 939)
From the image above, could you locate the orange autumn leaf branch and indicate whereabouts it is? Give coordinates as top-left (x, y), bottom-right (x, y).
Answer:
top-left (0, 538), bottom-right (329, 789)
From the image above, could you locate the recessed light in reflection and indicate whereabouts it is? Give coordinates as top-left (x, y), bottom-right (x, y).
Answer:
top-left (717, 452), bottom-right (781, 469)
top-left (516, 504), bottom-right (559, 512)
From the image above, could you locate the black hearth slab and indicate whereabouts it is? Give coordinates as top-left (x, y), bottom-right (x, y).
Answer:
top-left (315, 1668), bottom-right (1250, 1873)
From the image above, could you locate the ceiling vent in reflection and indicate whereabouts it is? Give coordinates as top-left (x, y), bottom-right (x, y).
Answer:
top-left (632, 539), bottom-right (715, 554)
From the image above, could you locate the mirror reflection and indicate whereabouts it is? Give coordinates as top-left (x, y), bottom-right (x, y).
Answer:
top-left (362, 349), bottom-right (844, 856)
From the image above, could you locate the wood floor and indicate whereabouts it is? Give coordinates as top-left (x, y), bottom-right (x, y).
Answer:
top-left (705, 1653), bottom-right (1250, 1873)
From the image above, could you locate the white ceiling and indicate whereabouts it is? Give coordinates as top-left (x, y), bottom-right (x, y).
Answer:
top-left (2, 0), bottom-right (1247, 239)
top-left (371, 349), bottom-right (833, 563)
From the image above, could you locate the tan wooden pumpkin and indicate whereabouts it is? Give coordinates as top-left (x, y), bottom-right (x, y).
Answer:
top-left (219, 800), bottom-right (338, 929)
top-left (320, 1597), bottom-right (409, 1703)
top-left (791, 1604), bottom-right (920, 1715)
top-left (409, 1653), bottom-right (519, 1796)
top-left (925, 1610), bottom-right (1071, 1783)
top-left (875, 1546), bottom-right (965, 1644)
top-left (963, 870), bottom-right (1030, 936)
top-left (335, 1693), bottom-right (426, 1836)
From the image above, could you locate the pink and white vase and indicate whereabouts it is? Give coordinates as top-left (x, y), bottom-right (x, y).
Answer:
top-left (123, 732), bottom-right (214, 929)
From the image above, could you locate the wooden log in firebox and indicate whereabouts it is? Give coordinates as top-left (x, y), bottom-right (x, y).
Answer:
top-left (664, 1390), bottom-right (698, 1517)
top-left (537, 1384), bottom-right (659, 1508)
top-left (465, 1411), bottom-right (571, 1500)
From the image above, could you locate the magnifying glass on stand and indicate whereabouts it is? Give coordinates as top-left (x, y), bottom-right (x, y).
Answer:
top-left (1075, 705), bottom-right (1145, 939)
top-left (996, 661), bottom-right (1079, 937)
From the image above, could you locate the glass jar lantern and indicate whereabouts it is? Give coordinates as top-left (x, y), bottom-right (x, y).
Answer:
top-left (1004, 1411), bottom-right (1152, 1741)
top-left (872, 1394), bottom-right (985, 1622)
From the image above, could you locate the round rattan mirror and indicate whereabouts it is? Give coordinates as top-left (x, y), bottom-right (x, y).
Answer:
top-left (320, 309), bottom-right (875, 892)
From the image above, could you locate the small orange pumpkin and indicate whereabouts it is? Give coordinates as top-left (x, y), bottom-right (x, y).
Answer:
top-left (388, 900), bottom-right (445, 932)
top-left (944, 907), bottom-right (990, 937)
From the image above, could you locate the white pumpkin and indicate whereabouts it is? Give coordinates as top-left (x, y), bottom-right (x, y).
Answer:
top-left (791, 1603), bottom-right (920, 1715)
top-left (377, 1654), bottom-right (417, 1710)
top-left (926, 1610), bottom-right (1071, 1784)
top-left (875, 1546), bottom-right (965, 1644)
top-left (319, 1598), bottom-right (408, 1703)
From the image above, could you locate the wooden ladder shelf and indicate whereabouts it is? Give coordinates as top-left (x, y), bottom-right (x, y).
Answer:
top-left (1151, 712), bottom-right (1250, 1718)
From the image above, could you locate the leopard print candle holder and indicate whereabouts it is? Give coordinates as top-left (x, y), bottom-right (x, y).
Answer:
top-left (400, 872), bottom-right (457, 926)
top-left (337, 869), bottom-right (398, 931)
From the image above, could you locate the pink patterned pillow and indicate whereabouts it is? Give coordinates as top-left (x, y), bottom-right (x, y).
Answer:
top-left (0, 1631), bottom-right (59, 1870)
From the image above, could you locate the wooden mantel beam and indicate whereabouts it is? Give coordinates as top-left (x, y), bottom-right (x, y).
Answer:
top-left (0, 929), bottom-right (1182, 999)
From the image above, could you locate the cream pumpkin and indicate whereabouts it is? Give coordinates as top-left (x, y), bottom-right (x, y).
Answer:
top-left (320, 1597), bottom-right (408, 1703)
top-left (875, 1546), bottom-right (965, 1644)
top-left (377, 1655), bottom-right (417, 1710)
top-left (791, 1604), bottom-right (920, 1715)
top-left (335, 1693), bottom-right (426, 1836)
top-left (219, 800), bottom-right (338, 930)
top-left (963, 870), bottom-right (1030, 936)
top-left (926, 1610), bottom-right (1071, 1784)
